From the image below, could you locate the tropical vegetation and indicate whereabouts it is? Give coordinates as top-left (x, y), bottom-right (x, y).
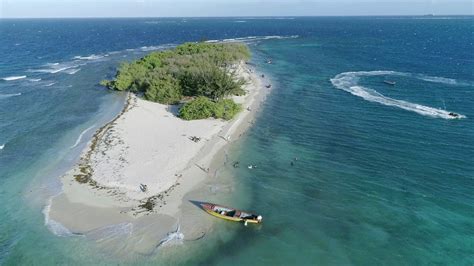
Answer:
top-left (101, 42), bottom-right (250, 120)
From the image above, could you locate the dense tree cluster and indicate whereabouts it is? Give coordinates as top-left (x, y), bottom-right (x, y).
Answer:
top-left (101, 42), bottom-right (251, 120)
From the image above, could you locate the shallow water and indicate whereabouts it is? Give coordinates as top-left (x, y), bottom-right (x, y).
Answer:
top-left (1, 17), bottom-right (473, 265)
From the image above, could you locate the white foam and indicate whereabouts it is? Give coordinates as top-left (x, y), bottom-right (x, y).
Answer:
top-left (2, 75), bottom-right (27, 81)
top-left (29, 78), bottom-right (42, 82)
top-left (415, 74), bottom-right (460, 85)
top-left (0, 93), bottom-right (21, 99)
top-left (0, 144), bottom-right (4, 150)
top-left (157, 223), bottom-right (184, 247)
top-left (70, 125), bottom-right (95, 149)
top-left (65, 68), bottom-right (81, 75)
top-left (43, 198), bottom-right (74, 237)
top-left (140, 46), bottom-right (164, 52)
top-left (44, 82), bottom-right (56, 87)
top-left (122, 44), bottom-right (175, 53)
top-left (32, 66), bottom-right (75, 74)
top-left (330, 71), bottom-right (466, 120)
top-left (206, 35), bottom-right (299, 44)
top-left (31, 61), bottom-right (88, 75)
top-left (73, 54), bottom-right (104, 60)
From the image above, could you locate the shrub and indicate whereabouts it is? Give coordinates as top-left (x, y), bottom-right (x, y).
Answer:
top-left (179, 97), bottom-right (216, 120)
top-left (100, 79), bottom-right (114, 88)
top-left (179, 97), bottom-right (241, 121)
top-left (214, 99), bottom-right (242, 120)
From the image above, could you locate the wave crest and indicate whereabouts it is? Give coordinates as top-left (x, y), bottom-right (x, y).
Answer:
top-left (330, 71), bottom-right (466, 120)
top-left (70, 125), bottom-right (95, 149)
top-left (43, 198), bottom-right (74, 237)
top-left (0, 93), bottom-right (22, 99)
top-left (157, 223), bottom-right (184, 247)
top-left (73, 54), bottom-right (104, 60)
top-left (206, 35), bottom-right (299, 43)
top-left (2, 75), bottom-right (26, 81)
top-left (65, 68), bottom-right (81, 75)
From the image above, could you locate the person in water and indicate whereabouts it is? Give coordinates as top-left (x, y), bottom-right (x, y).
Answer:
top-left (449, 112), bottom-right (459, 117)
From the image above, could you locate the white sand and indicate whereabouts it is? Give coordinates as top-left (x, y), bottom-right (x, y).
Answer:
top-left (89, 95), bottom-right (226, 200)
top-left (48, 62), bottom-right (270, 255)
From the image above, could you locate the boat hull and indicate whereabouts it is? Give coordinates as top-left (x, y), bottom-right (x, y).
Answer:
top-left (201, 203), bottom-right (262, 224)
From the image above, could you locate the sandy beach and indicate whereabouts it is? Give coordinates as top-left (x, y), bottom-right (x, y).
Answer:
top-left (47, 61), bottom-right (269, 255)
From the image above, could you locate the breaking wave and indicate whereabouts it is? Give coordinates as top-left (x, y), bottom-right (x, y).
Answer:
top-left (157, 223), bottom-right (184, 247)
top-left (65, 68), bottom-right (81, 75)
top-left (43, 198), bottom-right (74, 237)
top-left (0, 93), bottom-right (21, 99)
top-left (139, 45), bottom-right (173, 52)
top-left (73, 54), bottom-right (104, 60)
top-left (32, 65), bottom-right (77, 74)
top-left (206, 35), bottom-right (299, 43)
top-left (70, 125), bottom-right (95, 149)
top-left (330, 71), bottom-right (466, 120)
top-left (0, 144), bottom-right (4, 150)
top-left (2, 75), bottom-right (26, 81)
top-left (44, 82), bottom-right (56, 87)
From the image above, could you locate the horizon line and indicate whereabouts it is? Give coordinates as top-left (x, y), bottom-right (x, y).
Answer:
top-left (1, 14), bottom-right (474, 19)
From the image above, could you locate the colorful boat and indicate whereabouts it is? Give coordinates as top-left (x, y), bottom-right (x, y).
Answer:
top-left (201, 203), bottom-right (263, 225)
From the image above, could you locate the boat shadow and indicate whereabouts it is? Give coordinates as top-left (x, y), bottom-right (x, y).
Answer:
top-left (188, 200), bottom-right (209, 211)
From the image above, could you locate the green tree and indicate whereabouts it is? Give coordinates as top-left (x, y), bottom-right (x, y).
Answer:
top-left (143, 71), bottom-right (182, 104)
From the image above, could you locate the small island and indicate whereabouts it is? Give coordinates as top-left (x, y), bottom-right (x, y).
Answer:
top-left (101, 42), bottom-right (251, 120)
top-left (47, 42), bottom-right (269, 254)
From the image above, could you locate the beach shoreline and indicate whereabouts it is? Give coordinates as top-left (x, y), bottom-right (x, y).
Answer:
top-left (47, 61), bottom-right (270, 255)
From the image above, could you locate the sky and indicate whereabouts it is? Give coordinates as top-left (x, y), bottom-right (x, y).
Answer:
top-left (0, 0), bottom-right (473, 18)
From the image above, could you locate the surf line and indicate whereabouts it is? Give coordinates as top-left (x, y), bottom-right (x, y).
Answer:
top-left (330, 71), bottom-right (466, 120)
top-left (70, 125), bottom-right (96, 149)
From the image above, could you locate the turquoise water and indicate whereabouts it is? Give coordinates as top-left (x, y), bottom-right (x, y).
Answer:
top-left (1, 17), bottom-right (473, 265)
top-left (204, 38), bottom-right (474, 265)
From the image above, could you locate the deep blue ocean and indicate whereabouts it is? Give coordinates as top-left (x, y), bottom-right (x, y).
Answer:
top-left (0, 17), bottom-right (473, 265)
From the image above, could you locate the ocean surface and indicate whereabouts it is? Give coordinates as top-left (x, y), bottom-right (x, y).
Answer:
top-left (0, 17), bottom-right (473, 265)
